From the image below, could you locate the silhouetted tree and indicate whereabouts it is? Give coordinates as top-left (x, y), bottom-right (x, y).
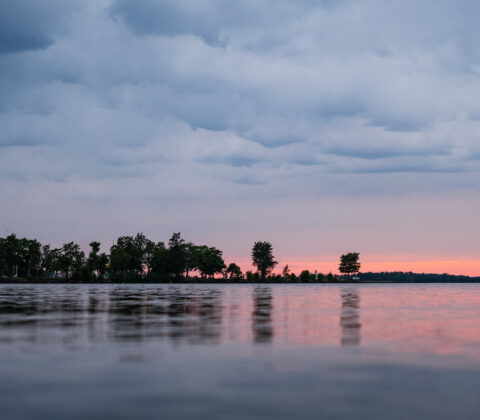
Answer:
top-left (149, 242), bottom-right (169, 280)
top-left (109, 233), bottom-right (154, 281)
top-left (167, 232), bottom-right (187, 279)
top-left (40, 245), bottom-right (60, 277)
top-left (251, 241), bottom-right (277, 281)
top-left (0, 238), bottom-right (6, 276)
top-left (86, 241), bottom-right (109, 281)
top-left (87, 241), bottom-right (101, 279)
top-left (226, 263), bottom-right (243, 280)
top-left (184, 242), bottom-right (199, 278)
top-left (5, 233), bottom-right (451, 285)
top-left (300, 269), bottom-right (311, 282)
top-left (0, 234), bottom-right (20, 277)
top-left (339, 252), bottom-right (361, 276)
top-left (97, 252), bottom-right (109, 279)
top-left (21, 238), bottom-right (42, 277)
top-left (58, 242), bottom-right (85, 280)
top-left (196, 246), bottom-right (226, 279)
top-left (0, 235), bottom-right (42, 278)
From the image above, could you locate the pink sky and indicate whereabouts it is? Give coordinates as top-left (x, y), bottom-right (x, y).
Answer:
top-left (230, 256), bottom-right (480, 277)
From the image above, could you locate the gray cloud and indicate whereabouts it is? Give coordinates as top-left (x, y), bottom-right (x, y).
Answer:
top-left (0, 0), bottom-right (80, 54)
top-left (110, 0), bottom-right (221, 45)
top-left (2, 0), bottom-right (480, 254)
top-left (109, 0), bottom-right (321, 47)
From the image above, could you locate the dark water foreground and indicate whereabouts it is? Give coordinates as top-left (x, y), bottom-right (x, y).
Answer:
top-left (1, 284), bottom-right (480, 419)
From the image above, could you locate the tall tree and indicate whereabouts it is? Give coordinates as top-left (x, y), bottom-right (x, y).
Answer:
top-left (58, 242), bottom-right (85, 280)
top-left (339, 252), bottom-right (361, 276)
top-left (97, 253), bottom-right (109, 278)
top-left (24, 239), bottom-right (42, 277)
top-left (183, 242), bottom-right (198, 278)
top-left (2, 234), bottom-right (20, 277)
top-left (251, 241), bottom-right (277, 281)
top-left (167, 232), bottom-right (187, 279)
top-left (86, 241), bottom-right (109, 280)
top-left (41, 245), bottom-right (61, 277)
top-left (87, 241), bottom-right (101, 279)
top-left (149, 242), bottom-right (169, 280)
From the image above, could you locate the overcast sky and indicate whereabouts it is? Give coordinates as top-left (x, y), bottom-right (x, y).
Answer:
top-left (1, 0), bottom-right (480, 274)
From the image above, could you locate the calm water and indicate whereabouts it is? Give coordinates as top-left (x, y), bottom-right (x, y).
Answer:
top-left (1, 284), bottom-right (480, 419)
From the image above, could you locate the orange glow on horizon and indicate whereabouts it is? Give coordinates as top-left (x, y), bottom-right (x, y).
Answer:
top-left (228, 256), bottom-right (480, 277)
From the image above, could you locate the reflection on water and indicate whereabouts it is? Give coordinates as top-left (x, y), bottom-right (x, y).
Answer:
top-left (2, 284), bottom-right (480, 419)
top-left (0, 286), bottom-right (227, 344)
top-left (0, 285), bottom-right (277, 345)
top-left (340, 288), bottom-right (361, 346)
top-left (252, 287), bottom-right (273, 343)
top-left (2, 284), bottom-right (480, 356)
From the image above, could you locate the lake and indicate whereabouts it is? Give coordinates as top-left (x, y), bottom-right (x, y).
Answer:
top-left (1, 283), bottom-right (480, 419)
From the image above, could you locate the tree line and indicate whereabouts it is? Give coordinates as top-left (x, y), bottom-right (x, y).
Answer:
top-left (358, 271), bottom-right (480, 283)
top-left (0, 232), bottom-right (361, 282)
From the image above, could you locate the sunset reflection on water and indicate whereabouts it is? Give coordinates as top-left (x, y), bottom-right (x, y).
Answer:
top-left (2, 284), bottom-right (480, 419)
top-left (1, 284), bottom-right (480, 358)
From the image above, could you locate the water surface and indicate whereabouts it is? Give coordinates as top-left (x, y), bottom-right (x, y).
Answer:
top-left (1, 284), bottom-right (480, 419)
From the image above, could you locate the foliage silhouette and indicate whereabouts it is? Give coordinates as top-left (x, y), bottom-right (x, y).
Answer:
top-left (2, 234), bottom-right (479, 283)
top-left (339, 252), bottom-right (361, 276)
top-left (251, 241), bottom-right (278, 281)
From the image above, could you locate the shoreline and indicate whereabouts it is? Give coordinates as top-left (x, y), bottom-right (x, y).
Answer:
top-left (1, 279), bottom-right (479, 285)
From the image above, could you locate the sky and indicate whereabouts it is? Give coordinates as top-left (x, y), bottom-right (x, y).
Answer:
top-left (1, 0), bottom-right (480, 275)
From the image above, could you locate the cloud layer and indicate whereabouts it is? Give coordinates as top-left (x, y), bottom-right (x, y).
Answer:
top-left (1, 0), bottom-right (480, 270)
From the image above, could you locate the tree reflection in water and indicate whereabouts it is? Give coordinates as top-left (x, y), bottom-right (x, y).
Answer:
top-left (0, 286), bottom-right (225, 345)
top-left (340, 287), bottom-right (361, 346)
top-left (166, 288), bottom-right (223, 343)
top-left (252, 287), bottom-right (273, 343)
top-left (107, 287), bottom-right (224, 344)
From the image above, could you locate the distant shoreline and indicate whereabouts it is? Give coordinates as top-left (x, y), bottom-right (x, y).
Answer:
top-left (1, 277), bottom-right (480, 285)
